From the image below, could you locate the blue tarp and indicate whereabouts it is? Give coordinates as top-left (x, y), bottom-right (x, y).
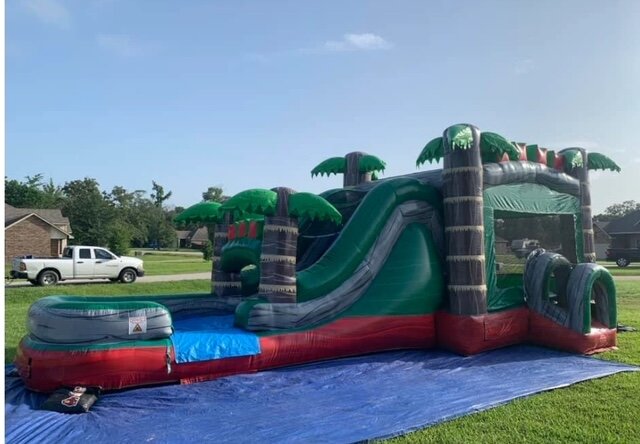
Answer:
top-left (5, 346), bottom-right (637, 444)
top-left (170, 315), bottom-right (261, 363)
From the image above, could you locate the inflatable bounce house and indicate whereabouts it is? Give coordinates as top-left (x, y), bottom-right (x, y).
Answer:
top-left (16, 124), bottom-right (622, 394)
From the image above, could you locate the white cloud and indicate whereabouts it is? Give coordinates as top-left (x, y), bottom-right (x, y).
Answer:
top-left (243, 32), bottom-right (392, 63)
top-left (23, 0), bottom-right (70, 28)
top-left (514, 58), bottom-right (534, 75)
top-left (323, 33), bottom-right (392, 52)
top-left (97, 34), bottom-right (149, 57)
top-left (633, 157), bottom-right (640, 163)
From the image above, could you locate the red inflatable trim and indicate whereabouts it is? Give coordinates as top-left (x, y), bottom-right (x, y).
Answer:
top-left (528, 311), bottom-right (616, 354)
top-left (17, 315), bottom-right (436, 392)
top-left (436, 308), bottom-right (530, 355)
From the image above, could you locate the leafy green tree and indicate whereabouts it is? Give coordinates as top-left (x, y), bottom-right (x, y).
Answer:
top-left (202, 240), bottom-right (213, 261)
top-left (151, 181), bottom-right (172, 207)
top-left (595, 201), bottom-right (640, 221)
top-left (5, 174), bottom-right (64, 208)
top-left (61, 178), bottom-right (116, 246)
top-left (107, 220), bottom-right (133, 255)
top-left (107, 186), bottom-right (149, 248)
top-left (202, 186), bottom-right (225, 202)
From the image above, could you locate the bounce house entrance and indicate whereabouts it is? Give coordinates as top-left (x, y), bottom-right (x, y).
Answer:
top-left (482, 182), bottom-right (583, 312)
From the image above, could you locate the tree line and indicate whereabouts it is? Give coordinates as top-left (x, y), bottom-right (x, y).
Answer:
top-left (5, 174), bottom-right (225, 255)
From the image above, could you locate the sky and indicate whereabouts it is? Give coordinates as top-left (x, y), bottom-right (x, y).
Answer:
top-left (5, 0), bottom-right (640, 212)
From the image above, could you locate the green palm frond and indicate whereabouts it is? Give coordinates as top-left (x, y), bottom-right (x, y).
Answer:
top-left (446, 124), bottom-right (474, 150)
top-left (358, 154), bottom-right (386, 174)
top-left (416, 137), bottom-right (444, 166)
top-left (174, 201), bottom-right (222, 225)
top-left (587, 152), bottom-right (621, 172)
top-left (559, 149), bottom-right (584, 169)
top-left (311, 157), bottom-right (347, 177)
top-left (288, 192), bottom-right (342, 224)
top-left (480, 132), bottom-right (520, 161)
top-left (220, 189), bottom-right (277, 217)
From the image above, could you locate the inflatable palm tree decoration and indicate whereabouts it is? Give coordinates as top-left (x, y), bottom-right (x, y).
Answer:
top-left (173, 201), bottom-right (222, 247)
top-left (557, 148), bottom-right (621, 262)
top-left (174, 201), bottom-right (238, 296)
top-left (311, 152), bottom-right (386, 186)
top-left (221, 187), bottom-right (341, 303)
top-left (416, 129), bottom-right (520, 166)
top-left (174, 201), bottom-right (222, 225)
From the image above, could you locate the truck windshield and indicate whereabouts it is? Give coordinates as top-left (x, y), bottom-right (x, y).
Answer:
top-left (62, 248), bottom-right (73, 258)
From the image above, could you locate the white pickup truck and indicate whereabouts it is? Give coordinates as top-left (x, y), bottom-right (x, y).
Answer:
top-left (10, 246), bottom-right (145, 286)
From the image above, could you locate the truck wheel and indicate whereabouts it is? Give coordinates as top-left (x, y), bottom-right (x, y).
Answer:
top-left (119, 268), bottom-right (137, 284)
top-left (38, 270), bottom-right (59, 286)
top-left (616, 257), bottom-right (630, 268)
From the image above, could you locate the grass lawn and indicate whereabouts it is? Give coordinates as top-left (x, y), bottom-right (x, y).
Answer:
top-left (599, 261), bottom-right (640, 277)
top-left (3, 280), bottom-right (639, 443)
top-left (140, 254), bottom-right (211, 276)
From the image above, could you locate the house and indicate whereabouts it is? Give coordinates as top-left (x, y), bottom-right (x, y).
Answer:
top-left (189, 227), bottom-right (210, 247)
top-left (175, 227), bottom-right (210, 249)
top-left (176, 230), bottom-right (192, 249)
top-left (5, 204), bottom-right (73, 262)
top-left (593, 220), bottom-right (612, 260)
top-left (604, 210), bottom-right (640, 249)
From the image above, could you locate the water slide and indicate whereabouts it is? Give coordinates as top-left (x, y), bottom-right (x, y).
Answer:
top-left (214, 177), bottom-right (446, 331)
top-left (19, 176), bottom-right (448, 392)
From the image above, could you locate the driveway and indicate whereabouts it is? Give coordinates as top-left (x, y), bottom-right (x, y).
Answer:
top-left (5, 272), bottom-right (211, 288)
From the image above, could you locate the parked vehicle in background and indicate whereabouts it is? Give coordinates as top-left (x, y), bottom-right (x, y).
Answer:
top-left (510, 238), bottom-right (541, 259)
top-left (605, 247), bottom-right (640, 267)
top-left (10, 246), bottom-right (144, 286)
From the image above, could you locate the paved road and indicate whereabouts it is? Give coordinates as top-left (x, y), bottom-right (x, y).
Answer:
top-left (5, 272), bottom-right (211, 289)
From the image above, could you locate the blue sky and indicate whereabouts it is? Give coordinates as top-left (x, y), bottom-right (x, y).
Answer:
top-left (6, 0), bottom-right (639, 212)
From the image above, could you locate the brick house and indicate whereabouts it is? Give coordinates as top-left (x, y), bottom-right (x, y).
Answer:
top-left (5, 204), bottom-right (73, 262)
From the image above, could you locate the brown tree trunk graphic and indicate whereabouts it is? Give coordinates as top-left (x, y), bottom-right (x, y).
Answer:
top-left (212, 213), bottom-right (241, 296)
top-left (343, 152), bottom-right (371, 187)
top-left (258, 187), bottom-right (298, 303)
top-left (561, 148), bottom-right (595, 263)
top-left (442, 124), bottom-right (487, 315)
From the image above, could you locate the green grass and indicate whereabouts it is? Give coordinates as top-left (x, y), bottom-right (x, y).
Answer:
top-left (4, 280), bottom-right (211, 363)
top-left (598, 261), bottom-right (640, 277)
top-left (140, 254), bottom-right (211, 276)
top-left (4, 280), bottom-right (639, 443)
top-left (388, 280), bottom-right (640, 444)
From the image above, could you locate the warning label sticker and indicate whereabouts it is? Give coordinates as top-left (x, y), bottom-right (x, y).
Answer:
top-left (128, 316), bottom-right (147, 335)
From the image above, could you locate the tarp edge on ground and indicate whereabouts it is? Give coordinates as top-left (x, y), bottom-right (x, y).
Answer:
top-left (5, 346), bottom-right (638, 444)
